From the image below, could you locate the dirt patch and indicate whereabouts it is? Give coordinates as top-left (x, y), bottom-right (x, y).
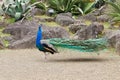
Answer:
top-left (0, 49), bottom-right (120, 80)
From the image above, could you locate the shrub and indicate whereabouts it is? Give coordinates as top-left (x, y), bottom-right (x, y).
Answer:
top-left (45, 0), bottom-right (95, 15)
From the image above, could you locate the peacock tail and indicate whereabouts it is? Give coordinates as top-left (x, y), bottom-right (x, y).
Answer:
top-left (49, 38), bottom-right (108, 52)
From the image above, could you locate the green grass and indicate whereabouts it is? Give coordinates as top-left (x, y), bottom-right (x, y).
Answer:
top-left (0, 16), bottom-right (15, 24)
top-left (103, 22), bottom-right (110, 29)
top-left (5, 18), bottom-right (15, 24)
top-left (85, 20), bottom-right (92, 26)
top-left (0, 28), bottom-right (10, 37)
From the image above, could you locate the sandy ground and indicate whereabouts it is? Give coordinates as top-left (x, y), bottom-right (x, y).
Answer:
top-left (0, 49), bottom-right (120, 80)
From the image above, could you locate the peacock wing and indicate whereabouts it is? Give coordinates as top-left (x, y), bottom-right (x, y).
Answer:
top-left (40, 40), bottom-right (58, 53)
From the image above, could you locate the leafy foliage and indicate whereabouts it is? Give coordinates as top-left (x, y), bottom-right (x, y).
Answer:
top-left (0, 0), bottom-right (40, 21)
top-left (106, 1), bottom-right (120, 23)
top-left (30, 0), bottom-right (48, 12)
top-left (46, 0), bottom-right (95, 15)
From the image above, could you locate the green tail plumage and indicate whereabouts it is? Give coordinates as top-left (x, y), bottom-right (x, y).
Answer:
top-left (49, 38), bottom-right (108, 52)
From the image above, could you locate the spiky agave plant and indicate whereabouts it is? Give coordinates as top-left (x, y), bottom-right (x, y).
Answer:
top-left (47, 0), bottom-right (95, 15)
top-left (0, 0), bottom-right (40, 21)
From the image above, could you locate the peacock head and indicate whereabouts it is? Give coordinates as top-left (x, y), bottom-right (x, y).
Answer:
top-left (39, 24), bottom-right (42, 31)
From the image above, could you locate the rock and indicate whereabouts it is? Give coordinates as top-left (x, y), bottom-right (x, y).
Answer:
top-left (91, 22), bottom-right (104, 34)
top-left (93, 5), bottom-right (107, 15)
top-left (97, 15), bottom-right (110, 22)
top-left (3, 20), bottom-right (69, 49)
top-left (31, 8), bottom-right (45, 15)
top-left (0, 22), bottom-right (7, 27)
top-left (105, 30), bottom-right (120, 48)
top-left (46, 8), bottom-right (55, 16)
top-left (34, 16), bottom-right (55, 23)
top-left (2, 36), bottom-right (14, 44)
top-left (55, 13), bottom-right (74, 26)
top-left (69, 23), bottom-right (87, 34)
top-left (3, 20), bottom-right (39, 40)
top-left (42, 26), bottom-right (69, 39)
top-left (0, 38), bottom-right (5, 49)
top-left (8, 35), bottom-right (36, 49)
top-left (80, 13), bottom-right (97, 22)
top-left (74, 22), bottom-right (104, 40)
top-left (116, 41), bottom-right (120, 55)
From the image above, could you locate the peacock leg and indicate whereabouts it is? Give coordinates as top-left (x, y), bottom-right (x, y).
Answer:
top-left (44, 52), bottom-right (48, 59)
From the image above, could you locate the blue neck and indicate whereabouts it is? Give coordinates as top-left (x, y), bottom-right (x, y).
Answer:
top-left (36, 26), bottom-right (42, 46)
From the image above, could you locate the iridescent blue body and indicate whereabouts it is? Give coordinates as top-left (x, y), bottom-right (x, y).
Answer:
top-left (36, 26), bottom-right (44, 51)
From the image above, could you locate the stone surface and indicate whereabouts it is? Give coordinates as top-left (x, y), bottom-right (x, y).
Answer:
top-left (0, 38), bottom-right (4, 49)
top-left (115, 41), bottom-right (120, 55)
top-left (55, 13), bottom-right (74, 26)
top-left (42, 26), bottom-right (69, 39)
top-left (74, 22), bottom-right (104, 40)
top-left (97, 14), bottom-right (110, 22)
top-left (3, 20), bottom-right (69, 49)
top-left (31, 8), bottom-right (45, 15)
top-left (3, 20), bottom-right (39, 40)
top-left (0, 22), bottom-right (7, 27)
top-left (105, 30), bottom-right (120, 48)
top-left (79, 13), bottom-right (97, 22)
top-left (69, 23), bottom-right (87, 34)
top-left (8, 35), bottom-right (36, 49)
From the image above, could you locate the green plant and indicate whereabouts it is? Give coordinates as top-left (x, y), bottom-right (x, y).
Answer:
top-left (106, 1), bottom-right (120, 23)
top-left (30, 0), bottom-right (48, 13)
top-left (72, 1), bottom-right (95, 15)
top-left (0, 0), bottom-right (40, 21)
top-left (46, 0), bottom-right (95, 15)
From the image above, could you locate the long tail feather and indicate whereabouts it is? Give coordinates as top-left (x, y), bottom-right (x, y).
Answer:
top-left (49, 38), bottom-right (108, 52)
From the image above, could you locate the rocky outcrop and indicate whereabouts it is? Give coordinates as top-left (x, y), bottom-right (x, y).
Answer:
top-left (55, 13), bottom-right (75, 26)
top-left (3, 20), bottom-right (69, 49)
top-left (42, 27), bottom-right (69, 39)
top-left (74, 22), bottom-right (104, 40)
top-left (97, 14), bottom-right (110, 22)
top-left (3, 20), bottom-right (39, 40)
top-left (8, 35), bottom-right (36, 49)
top-left (105, 30), bottom-right (120, 47)
top-left (105, 30), bottom-right (120, 55)
top-left (69, 23), bottom-right (87, 34)
top-left (82, 13), bottom-right (97, 22)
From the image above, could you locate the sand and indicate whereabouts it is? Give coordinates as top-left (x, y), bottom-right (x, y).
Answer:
top-left (0, 49), bottom-right (120, 80)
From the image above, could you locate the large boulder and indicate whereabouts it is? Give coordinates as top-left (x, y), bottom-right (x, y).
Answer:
top-left (42, 26), bottom-right (69, 39)
top-left (8, 35), bottom-right (36, 49)
top-left (79, 13), bottom-right (97, 22)
top-left (3, 20), bottom-right (69, 49)
top-left (55, 13), bottom-right (75, 26)
top-left (69, 23), bottom-right (87, 34)
top-left (97, 14), bottom-right (110, 22)
top-left (74, 22), bottom-right (104, 40)
top-left (105, 30), bottom-right (120, 54)
top-left (105, 30), bottom-right (120, 48)
top-left (3, 20), bottom-right (38, 40)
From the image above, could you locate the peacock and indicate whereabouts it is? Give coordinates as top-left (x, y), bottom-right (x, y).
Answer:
top-left (36, 25), bottom-right (58, 59)
top-left (36, 24), bottom-right (108, 58)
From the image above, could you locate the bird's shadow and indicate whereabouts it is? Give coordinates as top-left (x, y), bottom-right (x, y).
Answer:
top-left (48, 57), bottom-right (110, 63)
